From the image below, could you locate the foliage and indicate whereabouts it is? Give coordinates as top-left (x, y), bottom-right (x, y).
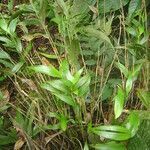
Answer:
top-left (0, 0), bottom-right (149, 149)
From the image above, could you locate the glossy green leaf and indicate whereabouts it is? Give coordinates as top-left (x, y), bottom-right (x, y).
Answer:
top-left (66, 71), bottom-right (74, 82)
top-left (12, 62), bottom-right (24, 73)
top-left (41, 82), bottom-right (60, 93)
top-left (42, 81), bottom-right (76, 107)
top-left (125, 112), bottom-right (140, 137)
top-left (59, 59), bottom-right (69, 77)
top-left (0, 50), bottom-right (11, 59)
top-left (91, 142), bottom-right (126, 150)
top-left (126, 27), bottom-right (137, 36)
top-left (0, 36), bottom-right (12, 44)
top-left (16, 38), bottom-right (22, 53)
top-left (126, 75), bottom-right (133, 96)
top-left (114, 86), bottom-right (125, 119)
top-left (89, 125), bottom-right (131, 141)
top-left (47, 80), bottom-right (69, 93)
top-left (75, 74), bottom-right (91, 96)
top-left (72, 68), bottom-right (83, 84)
top-left (55, 93), bottom-right (76, 107)
top-left (60, 115), bottom-right (67, 131)
top-left (8, 18), bottom-right (18, 34)
top-left (84, 142), bottom-right (89, 150)
top-left (127, 120), bottom-right (150, 150)
top-left (0, 19), bottom-right (8, 32)
top-left (0, 59), bottom-right (13, 68)
top-left (29, 65), bottom-right (61, 78)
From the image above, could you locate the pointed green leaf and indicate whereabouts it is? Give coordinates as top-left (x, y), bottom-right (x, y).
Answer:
top-left (12, 62), bottom-right (24, 73)
top-left (84, 142), bottom-right (89, 150)
top-left (126, 75), bottom-right (133, 96)
top-left (75, 74), bottom-right (91, 96)
top-left (8, 18), bottom-right (18, 33)
top-left (125, 112), bottom-right (140, 137)
top-left (89, 125), bottom-right (131, 141)
top-left (0, 50), bottom-right (11, 59)
top-left (55, 93), bottom-right (76, 107)
top-left (0, 19), bottom-right (8, 32)
top-left (60, 115), bottom-right (67, 131)
top-left (29, 65), bottom-right (61, 78)
top-left (47, 80), bottom-right (69, 93)
top-left (114, 86), bottom-right (125, 119)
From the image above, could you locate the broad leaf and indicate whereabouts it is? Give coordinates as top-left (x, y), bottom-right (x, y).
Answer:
top-left (47, 80), bottom-right (69, 93)
top-left (91, 142), bottom-right (126, 150)
top-left (126, 75), bottom-right (133, 96)
top-left (89, 125), bottom-right (131, 141)
top-left (114, 86), bottom-right (125, 119)
top-left (84, 142), bottom-right (89, 150)
top-left (75, 74), bottom-right (91, 97)
top-left (0, 50), bottom-right (11, 60)
top-left (125, 112), bottom-right (140, 137)
top-left (0, 19), bottom-right (8, 32)
top-left (127, 120), bottom-right (150, 150)
top-left (8, 18), bottom-right (18, 34)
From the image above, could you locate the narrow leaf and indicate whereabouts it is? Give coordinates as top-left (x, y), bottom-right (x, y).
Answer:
top-left (29, 65), bottom-right (61, 78)
top-left (125, 112), bottom-right (140, 137)
top-left (90, 125), bottom-right (131, 141)
top-left (115, 62), bottom-right (128, 78)
top-left (91, 142), bottom-right (126, 150)
top-left (12, 62), bottom-right (24, 73)
top-left (0, 50), bottom-right (11, 59)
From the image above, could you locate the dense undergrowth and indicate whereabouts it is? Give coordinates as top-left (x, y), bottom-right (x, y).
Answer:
top-left (0, 0), bottom-right (150, 149)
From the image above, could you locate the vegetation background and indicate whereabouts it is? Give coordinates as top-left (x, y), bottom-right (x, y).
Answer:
top-left (0, 0), bottom-right (149, 149)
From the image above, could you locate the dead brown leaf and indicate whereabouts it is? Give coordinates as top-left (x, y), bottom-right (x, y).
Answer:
top-left (14, 138), bottom-right (25, 150)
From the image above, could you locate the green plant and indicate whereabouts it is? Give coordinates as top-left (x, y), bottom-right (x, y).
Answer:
top-left (0, 0), bottom-right (149, 149)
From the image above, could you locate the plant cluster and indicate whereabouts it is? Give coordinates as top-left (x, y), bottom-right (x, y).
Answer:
top-left (0, 0), bottom-right (149, 149)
